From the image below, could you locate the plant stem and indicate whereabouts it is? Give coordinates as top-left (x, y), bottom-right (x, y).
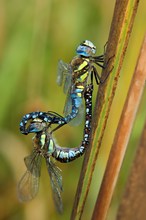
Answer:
top-left (92, 34), bottom-right (146, 220)
top-left (71, 0), bottom-right (140, 219)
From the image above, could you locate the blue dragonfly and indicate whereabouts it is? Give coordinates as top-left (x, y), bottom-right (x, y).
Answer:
top-left (57, 40), bottom-right (107, 126)
top-left (17, 84), bottom-right (93, 212)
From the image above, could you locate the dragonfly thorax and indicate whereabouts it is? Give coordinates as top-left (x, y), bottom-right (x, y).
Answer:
top-left (71, 57), bottom-right (91, 84)
top-left (34, 132), bottom-right (55, 156)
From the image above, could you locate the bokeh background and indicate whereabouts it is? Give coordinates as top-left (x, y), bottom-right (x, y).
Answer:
top-left (0, 0), bottom-right (146, 219)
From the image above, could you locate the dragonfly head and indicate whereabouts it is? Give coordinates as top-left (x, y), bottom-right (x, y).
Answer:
top-left (76, 40), bottom-right (96, 57)
top-left (27, 118), bottom-right (48, 133)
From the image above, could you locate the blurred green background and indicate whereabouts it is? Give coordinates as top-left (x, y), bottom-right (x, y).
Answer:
top-left (0, 0), bottom-right (146, 219)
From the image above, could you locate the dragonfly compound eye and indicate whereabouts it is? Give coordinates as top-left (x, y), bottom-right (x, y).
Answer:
top-left (76, 40), bottom-right (96, 57)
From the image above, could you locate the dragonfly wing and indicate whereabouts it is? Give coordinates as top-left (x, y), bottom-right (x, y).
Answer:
top-left (57, 60), bottom-right (72, 94)
top-left (64, 94), bottom-right (85, 126)
top-left (68, 101), bottom-right (85, 126)
top-left (17, 151), bottom-right (42, 202)
top-left (57, 60), bottom-right (64, 86)
top-left (46, 158), bottom-right (63, 213)
top-left (63, 93), bottom-right (72, 117)
top-left (63, 69), bottom-right (72, 94)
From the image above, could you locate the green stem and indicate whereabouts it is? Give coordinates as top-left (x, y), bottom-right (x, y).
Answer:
top-left (71, 0), bottom-right (140, 219)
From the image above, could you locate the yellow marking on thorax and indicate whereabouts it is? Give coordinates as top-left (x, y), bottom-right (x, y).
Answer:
top-left (76, 60), bottom-right (88, 71)
top-left (40, 134), bottom-right (46, 148)
top-left (48, 139), bottom-right (54, 153)
top-left (80, 71), bottom-right (88, 81)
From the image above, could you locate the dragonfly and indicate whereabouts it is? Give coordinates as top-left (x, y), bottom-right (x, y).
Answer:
top-left (17, 84), bottom-right (93, 212)
top-left (57, 40), bottom-right (109, 126)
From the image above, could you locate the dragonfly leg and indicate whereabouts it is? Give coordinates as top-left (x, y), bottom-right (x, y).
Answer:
top-left (50, 123), bottom-right (65, 134)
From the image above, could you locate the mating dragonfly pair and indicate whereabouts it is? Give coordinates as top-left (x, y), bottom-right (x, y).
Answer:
top-left (18, 40), bottom-right (109, 213)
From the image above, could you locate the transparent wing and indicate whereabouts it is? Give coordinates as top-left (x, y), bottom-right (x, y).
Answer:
top-left (57, 59), bottom-right (72, 94)
top-left (17, 150), bottom-right (42, 202)
top-left (46, 158), bottom-right (63, 213)
top-left (69, 102), bottom-right (85, 126)
top-left (64, 94), bottom-right (85, 126)
top-left (63, 92), bottom-right (72, 117)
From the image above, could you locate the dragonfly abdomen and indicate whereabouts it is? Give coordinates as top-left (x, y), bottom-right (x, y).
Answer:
top-left (20, 111), bottom-right (66, 134)
top-left (53, 84), bottom-right (93, 163)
